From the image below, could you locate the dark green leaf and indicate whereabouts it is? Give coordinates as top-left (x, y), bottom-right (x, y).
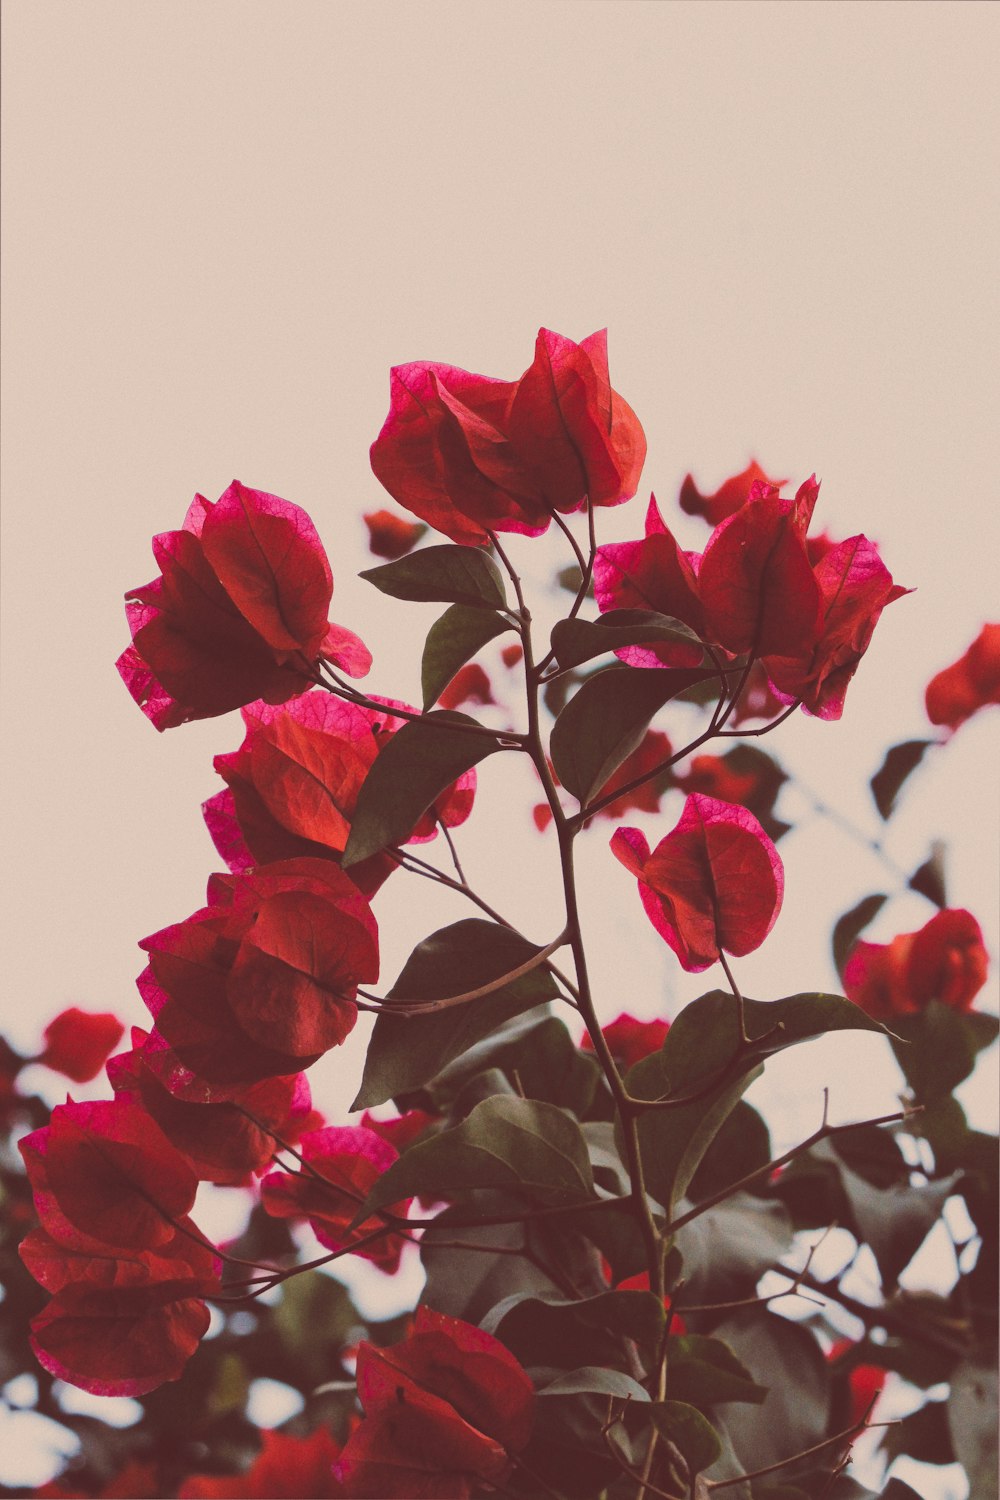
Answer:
top-left (536, 1366), bottom-right (651, 1402)
top-left (550, 610), bottom-right (703, 670)
top-left (648, 1401), bottom-right (722, 1471)
top-left (420, 604), bottom-right (512, 709)
top-left (666, 1335), bottom-right (768, 1407)
top-left (351, 921), bottom-right (559, 1109)
top-left (420, 1211), bottom-right (561, 1327)
top-left (889, 1000), bottom-right (981, 1104)
top-left (430, 1014), bottom-right (603, 1120)
top-left (870, 739), bottom-right (933, 819)
top-left (689, 1101), bottom-right (772, 1201)
top-left (752, 1488), bottom-right (811, 1500)
top-left (673, 1195), bottom-right (794, 1303)
top-left (555, 564), bottom-right (593, 599)
top-left (880, 1397), bottom-right (954, 1463)
top-left (359, 543), bottom-right (508, 608)
top-left (909, 840), bottom-right (948, 908)
top-left (830, 1122), bottom-right (908, 1189)
top-left (947, 1362), bottom-right (997, 1494)
top-left (625, 990), bottom-right (887, 1216)
top-left (357, 1096), bottom-right (596, 1219)
top-left (550, 664), bottom-right (714, 805)
top-left (965, 1010), bottom-right (1000, 1056)
top-left (832, 894), bottom-right (888, 981)
top-left (482, 1287), bottom-right (665, 1370)
top-left (342, 711), bottom-right (503, 866)
top-left (710, 1312), bottom-right (830, 1474)
top-left (877, 1484), bottom-right (923, 1500)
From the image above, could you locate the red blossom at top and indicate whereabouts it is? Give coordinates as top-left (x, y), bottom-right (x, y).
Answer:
top-left (363, 508), bottom-right (426, 560)
top-left (611, 794), bottom-right (784, 972)
top-left (370, 328), bottom-right (645, 545)
top-left (925, 624), bottom-right (1000, 733)
top-left (843, 908), bottom-right (989, 1020)
top-left (203, 692), bottom-right (475, 899)
top-left (137, 859), bottom-right (379, 1098)
top-left (39, 1008), bottom-right (125, 1084)
top-left (334, 1306), bottom-right (535, 1498)
top-left (580, 1013), bottom-right (670, 1071)
top-left (679, 461), bottom-right (787, 526)
top-left (117, 482), bottom-right (371, 730)
top-left (179, 1426), bottom-right (343, 1498)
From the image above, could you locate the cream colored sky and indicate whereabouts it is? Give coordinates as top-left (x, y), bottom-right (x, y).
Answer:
top-left (2, 0), bottom-right (998, 1348)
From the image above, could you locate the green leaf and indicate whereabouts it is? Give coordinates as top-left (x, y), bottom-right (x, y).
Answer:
top-left (908, 840), bottom-right (948, 908)
top-left (481, 1288), bottom-right (666, 1369)
top-left (356, 1096), bottom-right (596, 1220)
top-left (536, 1366), bottom-right (651, 1402)
top-left (688, 1101), bottom-right (772, 1202)
top-left (342, 711), bottom-right (503, 865)
top-left (430, 1014), bottom-right (604, 1120)
top-left (420, 1213), bottom-right (562, 1327)
top-left (359, 543), bottom-right (508, 609)
top-left (550, 664), bottom-right (713, 805)
top-left (880, 1397), bottom-right (954, 1464)
top-left (831, 894), bottom-right (888, 982)
top-left (673, 1195), bottom-right (794, 1303)
top-left (947, 1362), bottom-right (997, 1496)
top-left (648, 1400), bottom-right (722, 1471)
top-left (625, 990), bottom-right (887, 1216)
top-left (421, 604), bottom-right (513, 710)
top-left (710, 1311), bottom-right (830, 1474)
top-left (351, 920), bottom-right (559, 1109)
top-left (667, 1335), bottom-right (768, 1407)
top-left (550, 609), bottom-right (704, 670)
top-left (870, 739), bottom-right (933, 819)
top-left (889, 1000), bottom-right (983, 1104)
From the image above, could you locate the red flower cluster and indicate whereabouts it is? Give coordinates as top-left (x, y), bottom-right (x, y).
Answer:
top-left (370, 328), bottom-right (646, 544)
top-left (595, 483), bottom-right (908, 719)
top-left (333, 1307), bottom-right (535, 1497)
top-left (204, 691), bottom-right (476, 898)
top-left (118, 482), bottom-right (371, 730)
top-left (261, 1125), bottom-right (412, 1274)
top-left (19, 1100), bottom-right (220, 1395)
top-left (179, 1427), bottom-right (343, 1499)
top-left (925, 624), bottom-right (1000, 733)
top-left (581, 1012), bottom-right (670, 1071)
top-left (38, 1008), bottom-right (124, 1084)
top-left (844, 908), bottom-right (989, 1019)
top-left (108, 1027), bottom-right (315, 1186)
top-left (612, 794), bottom-right (784, 972)
top-left (137, 860), bottom-right (379, 1097)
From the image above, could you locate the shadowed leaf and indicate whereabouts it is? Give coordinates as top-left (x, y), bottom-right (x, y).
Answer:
top-left (421, 605), bottom-right (512, 710)
top-left (870, 739), bottom-right (933, 819)
top-left (359, 543), bottom-right (508, 608)
top-left (550, 610), bottom-right (703, 670)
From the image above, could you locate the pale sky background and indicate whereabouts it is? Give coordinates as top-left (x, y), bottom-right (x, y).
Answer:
top-left (2, 3), bottom-right (998, 1493)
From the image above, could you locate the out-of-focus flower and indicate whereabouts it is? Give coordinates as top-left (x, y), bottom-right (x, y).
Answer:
top-left (925, 624), bottom-right (1000, 733)
top-left (580, 1013), bottom-right (669, 1071)
top-left (39, 1009), bottom-right (124, 1084)
top-left (363, 509), bottom-right (426, 560)
top-left (679, 460), bottom-right (787, 526)
top-left (844, 908), bottom-right (989, 1019)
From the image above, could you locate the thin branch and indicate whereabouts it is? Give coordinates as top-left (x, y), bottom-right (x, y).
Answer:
top-left (664, 1103), bottom-right (916, 1237)
top-left (705, 1409), bottom-right (894, 1490)
top-left (354, 930), bottom-right (568, 1013)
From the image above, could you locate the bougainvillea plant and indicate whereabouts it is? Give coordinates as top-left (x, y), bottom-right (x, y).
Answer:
top-left (1, 329), bottom-right (996, 1500)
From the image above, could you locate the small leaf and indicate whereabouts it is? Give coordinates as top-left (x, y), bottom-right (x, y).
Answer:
top-left (351, 921), bottom-right (559, 1109)
top-left (551, 664), bottom-right (713, 805)
top-left (673, 1196), bottom-right (794, 1304)
top-left (710, 1311), bottom-right (830, 1474)
top-left (947, 1362), bottom-right (997, 1496)
top-left (648, 1401), bottom-right (722, 1471)
top-left (481, 1287), bottom-right (665, 1369)
top-left (667, 1335), bottom-right (768, 1407)
top-left (421, 605), bottom-right (513, 710)
top-left (359, 543), bottom-right (508, 608)
top-left (342, 712), bottom-right (502, 865)
top-left (536, 1366), bottom-right (651, 1402)
top-left (550, 610), bottom-right (703, 670)
top-left (832, 894), bottom-right (888, 982)
top-left (689, 1101), bottom-right (772, 1202)
top-left (870, 739), bottom-right (933, 819)
top-left (626, 990), bottom-right (887, 1216)
top-left (356, 1096), bottom-right (596, 1219)
top-left (889, 1000), bottom-right (980, 1104)
top-left (909, 840), bottom-right (948, 908)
